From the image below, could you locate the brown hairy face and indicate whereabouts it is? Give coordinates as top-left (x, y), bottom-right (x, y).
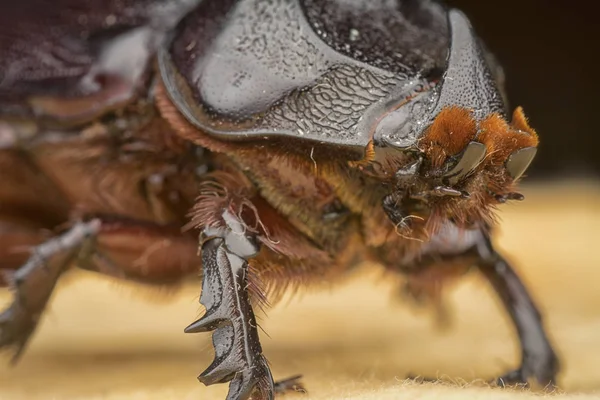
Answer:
top-left (394, 105), bottom-right (540, 236)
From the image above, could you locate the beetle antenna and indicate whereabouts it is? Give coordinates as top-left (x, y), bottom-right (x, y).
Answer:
top-left (394, 215), bottom-right (426, 242)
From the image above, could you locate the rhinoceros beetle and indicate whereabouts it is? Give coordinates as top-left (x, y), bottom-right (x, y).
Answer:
top-left (0, 0), bottom-right (558, 398)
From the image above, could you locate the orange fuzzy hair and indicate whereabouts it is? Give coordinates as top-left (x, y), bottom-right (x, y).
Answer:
top-left (420, 106), bottom-right (539, 168)
top-left (411, 105), bottom-right (539, 235)
top-left (478, 107), bottom-right (539, 165)
top-left (418, 105), bottom-right (538, 175)
top-left (418, 106), bottom-right (478, 168)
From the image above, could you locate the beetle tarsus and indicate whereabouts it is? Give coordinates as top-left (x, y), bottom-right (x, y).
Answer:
top-left (274, 375), bottom-right (306, 394)
top-left (493, 367), bottom-right (556, 390)
top-left (0, 220), bottom-right (100, 363)
top-left (406, 374), bottom-right (439, 383)
top-left (401, 227), bottom-right (558, 389)
top-left (0, 304), bottom-right (36, 363)
top-left (494, 368), bottom-right (531, 388)
top-left (189, 234), bottom-right (275, 399)
top-left (494, 192), bottom-right (525, 203)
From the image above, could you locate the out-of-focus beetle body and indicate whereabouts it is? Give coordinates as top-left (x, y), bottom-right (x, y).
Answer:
top-left (0, 1), bottom-right (558, 399)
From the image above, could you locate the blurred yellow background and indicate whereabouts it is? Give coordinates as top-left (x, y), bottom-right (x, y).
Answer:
top-left (1, 181), bottom-right (599, 400)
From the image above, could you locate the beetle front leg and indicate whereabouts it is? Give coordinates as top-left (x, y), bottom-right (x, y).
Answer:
top-left (185, 220), bottom-right (274, 400)
top-left (475, 235), bottom-right (559, 388)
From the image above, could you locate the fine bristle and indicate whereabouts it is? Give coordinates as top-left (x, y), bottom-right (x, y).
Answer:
top-left (348, 140), bottom-right (376, 168)
top-left (154, 81), bottom-right (232, 153)
top-left (511, 106), bottom-right (538, 137)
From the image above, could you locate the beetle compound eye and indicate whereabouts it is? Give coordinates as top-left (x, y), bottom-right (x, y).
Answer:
top-left (494, 192), bottom-right (525, 203)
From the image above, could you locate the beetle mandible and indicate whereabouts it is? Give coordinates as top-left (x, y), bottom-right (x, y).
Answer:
top-left (0, 0), bottom-right (559, 399)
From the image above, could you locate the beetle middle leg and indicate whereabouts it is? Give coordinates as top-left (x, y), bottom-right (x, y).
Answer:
top-left (402, 226), bottom-right (558, 388)
top-left (0, 215), bottom-right (202, 361)
top-left (0, 220), bottom-right (100, 362)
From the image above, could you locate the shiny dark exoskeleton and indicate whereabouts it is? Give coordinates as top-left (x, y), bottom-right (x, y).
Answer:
top-left (0, 0), bottom-right (558, 399)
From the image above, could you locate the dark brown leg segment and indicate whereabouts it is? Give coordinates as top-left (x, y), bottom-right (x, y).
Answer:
top-left (403, 227), bottom-right (558, 388)
top-left (273, 375), bottom-right (306, 395)
top-left (0, 220), bottom-right (100, 361)
top-left (0, 216), bottom-right (201, 362)
top-left (475, 234), bottom-right (559, 387)
top-left (81, 217), bottom-right (199, 283)
top-left (0, 148), bottom-right (71, 285)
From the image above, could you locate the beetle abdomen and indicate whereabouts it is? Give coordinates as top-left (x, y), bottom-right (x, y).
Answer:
top-left (0, 0), bottom-right (199, 124)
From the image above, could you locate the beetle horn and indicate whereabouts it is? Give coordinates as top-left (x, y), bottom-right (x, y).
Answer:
top-left (430, 10), bottom-right (505, 121)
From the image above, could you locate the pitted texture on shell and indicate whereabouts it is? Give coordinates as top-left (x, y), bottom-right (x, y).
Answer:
top-left (377, 10), bottom-right (508, 148)
top-left (166, 0), bottom-right (449, 148)
top-left (429, 10), bottom-right (505, 121)
top-left (302, 0), bottom-right (448, 77)
top-left (171, 0), bottom-right (338, 119)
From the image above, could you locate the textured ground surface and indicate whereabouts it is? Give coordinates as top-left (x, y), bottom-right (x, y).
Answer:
top-left (1, 181), bottom-right (599, 400)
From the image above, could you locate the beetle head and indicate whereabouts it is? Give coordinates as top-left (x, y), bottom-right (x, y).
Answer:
top-left (383, 105), bottom-right (538, 237)
top-left (380, 9), bottom-right (538, 238)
